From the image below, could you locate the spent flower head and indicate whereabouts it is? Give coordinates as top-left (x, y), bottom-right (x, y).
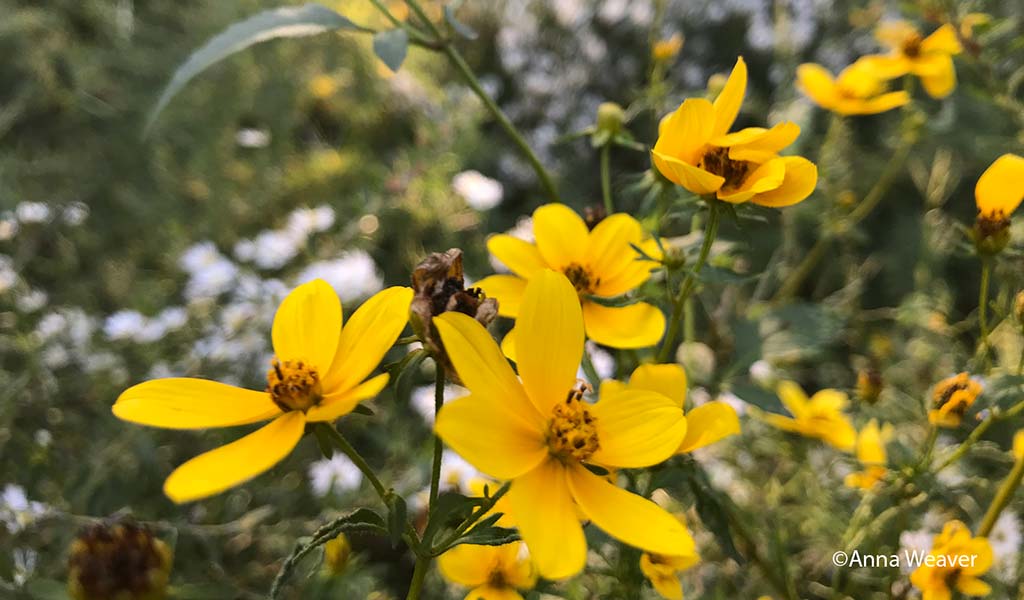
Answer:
top-left (930, 372), bottom-right (982, 428)
top-left (68, 518), bottom-right (172, 600)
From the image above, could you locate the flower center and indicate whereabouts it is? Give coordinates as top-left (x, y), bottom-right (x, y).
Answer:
top-left (267, 359), bottom-right (322, 412)
top-left (976, 211), bottom-right (1010, 236)
top-left (902, 33), bottom-right (923, 58)
top-left (563, 263), bottom-right (598, 295)
top-left (699, 146), bottom-right (752, 190)
top-left (546, 382), bottom-right (600, 462)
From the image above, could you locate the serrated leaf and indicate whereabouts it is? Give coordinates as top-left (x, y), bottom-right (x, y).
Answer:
top-left (373, 29), bottom-right (409, 72)
top-left (386, 493), bottom-right (408, 547)
top-left (455, 524), bottom-right (520, 546)
top-left (145, 4), bottom-right (359, 134)
top-left (444, 6), bottom-right (478, 39)
top-left (421, 492), bottom-right (479, 546)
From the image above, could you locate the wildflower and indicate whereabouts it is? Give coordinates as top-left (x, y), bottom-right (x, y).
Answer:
top-left (295, 251), bottom-right (384, 303)
top-left (476, 204), bottom-right (664, 349)
top-left (972, 153), bottom-right (1024, 255)
top-left (640, 549), bottom-right (700, 600)
top-left (844, 419), bottom-right (892, 490)
top-left (652, 33), bottom-right (684, 63)
top-left (796, 60), bottom-right (910, 115)
top-left (434, 270), bottom-right (695, 578)
top-left (959, 13), bottom-right (990, 44)
top-left (861, 21), bottom-right (962, 99)
top-left (600, 363), bottom-right (740, 454)
top-left (438, 542), bottom-right (536, 600)
top-left (67, 518), bottom-right (173, 600)
top-left (323, 533), bottom-right (351, 575)
top-left (652, 57), bottom-right (818, 207)
top-left (929, 373), bottom-right (982, 427)
top-left (1013, 430), bottom-right (1024, 461)
top-left (452, 170), bottom-right (504, 211)
top-left (113, 280), bottom-right (412, 503)
top-left (856, 368), bottom-right (883, 404)
top-left (763, 381), bottom-right (856, 451)
top-left (910, 520), bottom-right (992, 599)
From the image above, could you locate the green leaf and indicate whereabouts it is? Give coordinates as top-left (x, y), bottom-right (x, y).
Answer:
top-left (312, 424), bottom-right (334, 458)
top-left (386, 493), bottom-right (408, 547)
top-left (389, 347), bottom-right (429, 400)
top-left (145, 4), bottom-right (360, 134)
top-left (372, 29), bottom-right (409, 73)
top-left (688, 468), bottom-right (744, 564)
top-left (455, 524), bottom-right (520, 546)
top-left (444, 6), bottom-right (478, 40)
top-left (583, 293), bottom-right (639, 308)
top-left (351, 404), bottom-right (375, 416)
top-left (421, 492), bottom-right (479, 546)
top-left (696, 265), bottom-right (758, 285)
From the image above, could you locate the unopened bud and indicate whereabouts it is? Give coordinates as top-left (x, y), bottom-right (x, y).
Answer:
top-left (596, 102), bottom-right (626, 138)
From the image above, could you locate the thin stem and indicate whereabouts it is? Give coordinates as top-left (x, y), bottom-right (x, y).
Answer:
top-left (581, 348), bottom-right (601, 387)
top-left (978, 455), bottom-right (1024, 537)
top-left (657, 199), bottom-right (720, 363)
top-left (600, 143), bottom-right (613, 213)
top-left (428, 364), bottom-right (445, 507)
top-left (404, 0), bottom-right (558, 201)
top-left (317, 424), bottom-right (388, 501)
top-left (936, 397), bottom-right (1024, 472)
top-left (405, 556), bottom-right (430, 600)
top-left (978, 257), bottom-right (992, 370)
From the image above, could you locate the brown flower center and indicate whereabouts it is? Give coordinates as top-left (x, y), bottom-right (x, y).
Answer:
top-left (699, 146), bottom-right (752, 190)
top-left (267, 359), bottom-right (322, 412)
top-left (546, 382), bottom-right (600, 462)
top-left (563, 263), bottom-right (599, 295)
top-left (902, 33), bottom-right (923, 58)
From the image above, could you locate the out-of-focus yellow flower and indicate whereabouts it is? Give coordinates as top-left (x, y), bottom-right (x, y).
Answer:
top-left (652, 57), bottom-right (818, 207)
top-left (860, 20), bottom-right (962, 98)
top-left (796, 59), bottom-right (910, 115)
top-left (433, 270), bottom-right (695, 579)
top-left (856, 368), bottom-right (883, 404)
top-left (959, 13), bottom-right (990, 40)
top-left (323, 533), bottom-right (351, 575)
top-left (763, 381), bottom-right (856, 451)
top-left (309, 74), bottom-right (339, 99)
top-left (640, 544), bottom-right (700, 600)
top-left (1012, 430), bottom-right (1024, 461)
top-left (929, 372), bottom-right (982, 428)
top-left (844, 419), bottom-right (893, 490)
top-left (476, 204), bottom-right (665, 349)
top-left (973, 153), bottom-right (1024, 253)
top-left (438, 542), bottom-right (536, 600)
top-left (910, 520), bottom-right (992, 600)
top-left (68, 519), bottom-right (173, 600)
top-left (652, 34), bottom-right (684, 62)
top-left (600, 363), bottom-right (740, 454)
top-left (113, 281), bottom-right (412, 503)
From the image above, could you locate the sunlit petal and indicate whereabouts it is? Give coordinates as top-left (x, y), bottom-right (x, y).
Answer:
top-left (271, 279), bottom-right (342, 372)
top-left (113, 378), bottom-right (280, 430)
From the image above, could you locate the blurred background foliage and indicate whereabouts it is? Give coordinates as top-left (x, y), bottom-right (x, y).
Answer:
top-left (1, 0), bottom-right (1023, 598)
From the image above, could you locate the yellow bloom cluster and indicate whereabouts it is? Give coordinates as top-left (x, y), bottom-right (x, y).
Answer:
top-left (910, 520), bottom-right (993, 600)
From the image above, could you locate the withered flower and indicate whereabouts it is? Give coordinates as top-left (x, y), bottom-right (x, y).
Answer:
top-left (68, 518), bottom-right (173, 600)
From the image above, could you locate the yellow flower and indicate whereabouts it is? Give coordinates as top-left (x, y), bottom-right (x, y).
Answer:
top-left (68, 519), bottom-right (173, 600)
top-left (640, 548), bottom-right (699, 600)
top-left (796, 59), bottom-right (910, 115)
top-left (844, 419), bottom-right (892, 490)
top-left (652, 34), bottom-right (684, 62)
top-left (974, 153), bottom-right (1024, 229)
top-left (600, 363), bottom-right (740, 454)
top-left (652, 57), bottom-right (818, 207)
top-left (476, 203), bottom-right (665, 349)
top-left (308, 74), bottom-right (339, 99)
top-left (439, 542), bottom-right (536, 600)
top-left (113, 280), bottom-right (413, 503)
top-left (929, 372), bottom-right (982, 428)
top-left (323, 533), bottom-right (351, 575)
top-left (763, 381), bottom-right (856, 451)
top-left (1013, 430), bottom-right (1024, 461)
top-left (860, 20), bottom-right (962, 99)
top-left (910, 520), bottom-right (993, 600)
top-left (959, 13), bottom-right (990, 41)
top-left (433, 269), bottom-right (695, 579)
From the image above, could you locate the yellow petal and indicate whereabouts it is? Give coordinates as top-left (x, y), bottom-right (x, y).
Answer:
top-left (487, 234), bottom-right (548, 278)
top-left (875, 20), bottom-right (919, 51)
top-left (113, 379), bottom-right (281, 429)
top-left (1013, 430), bottom-right (1024, 460)
top-left (438, 543), bottom-right (497, 587)
top-left (628, 363), bottom-right (687, 406)
top-left (717, 158), bottom-right (786, 204)
top-left (677, 401), bottom-right (740, 453)
top-left (854, 54), bottom-right (912, 80)
top-left (653, 98), bottom-right (716, 166)
top-left (271, 279), bottom-right (342, 372)
top-left (712, 56), bottom-right (747, 137)
top-left (796, 63), bottom-right (840, 108)
top-left (476, 274), bottom-right (528, 318)
top-left (750, 156), bottom-right (817, 208)
top-left (914, 54), bottom-right (957, 99)
top-left (516, 270), bottom-right (584, 416)
top-left (532, 204), bottom-right (589, 271)
top-left (844, 91), bottom-right (911, 115)
top-left (821, 417), bottom-right (857, 452)
top-left (434, 393), bottom-right (547, 480)
top-left (719, 122), bottom-right (800, 157)
top-left (163, 411), bottom-right (305, 503)
top-left (921, 24), bottom-right (962, 55)
top-left (590, 390), bottom-right (687, 468)
top-left (649, 573), bottom-right (683, 600)
top-left (976, 153), bottom-right (1024, 217)
top-left (507, 459), bottom-right (585, 580)
top-left (776, 381), bottom-right (809, 418)
top-left (652, 151), bottom-right (725, 195)
top-left (304, 373), bottom-right (389, 422)
top-left (500, 326), bottom-right (518, 362)
top-left (583, 300), bottom-right (665, 349)
top-left (855, 419), bottom-right (887, 465)
top-left (464, 586), bottom-right (525, 600)
top-left (586, 214), bottom-right (648, 285)
top-left (321, 286), bottom-right (412, 394)
top-left (568, 463), bottom-right (697, 557)
top-left (955, 576), bottom-right (991, 597)
top-left (433, 312), bottom-right (541, 424)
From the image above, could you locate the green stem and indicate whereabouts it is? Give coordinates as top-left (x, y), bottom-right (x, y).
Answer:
top-left (978, 455), bottom-right (1024, 537)
top-left (600, 143), bottom-right (613, 213)
top-left (657, 199), bottom-right (720, 363)
top-left (367, 0), bottom-right (433, 45)
top-left (404, 0), bottom-right (558, 201)
top-left (405, 556), bottom-right (430, 600)
top-left (581, 348), bottom-right (601, 387)
top-left (317, 424), bottom-right (388, 501)
top-left (978, 257), bottom-right (992, 370)
top-left (428, 363), bottom-right (445, 507)
top-left (936, 397), bottom-right (1024, 471)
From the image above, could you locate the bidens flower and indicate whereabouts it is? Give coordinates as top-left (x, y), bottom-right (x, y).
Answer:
top-left (600, 363), bottom-right (740, 454)
top-left (476, 203), bottom-right (664, 349)
top-left (973, 153), bottom-right (1024, 254)
top-left (763, 381), bottom-right (856, 451)
top-left (844, 419), bottom-right (893, 490)
top-left (433, 270), bottom-right (695, 579)
top-left (796, 60), bottom-right (910, 115)
top-left (910, 520), bottom-right (992, 600)
top-left (438, 542), bottom-right (536, 600)
top-left (652, 57), bottom-right (817, 207)
top-left (113, 280), bottom-right (412, 503)
top-left (861, 21), bottom-right (962, 99)
top-left (640, 549), bottom-right (700, 600)
top-left (929, 372), bottom-right (982, 428)
top-left (68, 518), bottom-right (172, 600)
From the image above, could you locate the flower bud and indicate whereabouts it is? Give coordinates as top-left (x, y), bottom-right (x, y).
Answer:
top-left (651, 34), bottom-right (684, 62)
top-left (972, 214), bottom-right (1011, 255)
top-left (68, 518), bottom-right (172, 600)
top-left (595, 102), bottom-right (626, 138)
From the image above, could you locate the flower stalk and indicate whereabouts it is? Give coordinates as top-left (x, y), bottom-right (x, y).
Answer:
top-left (978, 452), bottom-right (1024, 537)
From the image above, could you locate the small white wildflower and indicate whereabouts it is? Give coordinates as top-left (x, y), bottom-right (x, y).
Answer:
top-left (1, 484), bottom-right (48, 534)
top-left (62, 202), bottom-right (89, 226)
top-left (249, 230), bottom-right (303, 270)
top-left (15, 289), bottom-right (47, 313)
top-left (749, 359), bottom-right (776, 386)
top-left (439, 450), bottom-right (480, 494)
top-left (308, 454), bottom-right (364, 497)
top-left (179, 242), bottom-right (225, 274)
top-left (235, 127), bottom-right (271, 148)
top-left (294, 251), bottom-right (384, 303)
top-left (989, 511), bottom-right (1021, 570)
top-left (185, 258), bottom-right (238, 301)
top-left (15, 202), bottom-right (50, 224)
top-left (287, 205), bottom-right (335, 238)
top-left (452, 170), bottom-right (504, 211)
top-left (103, 310), bottom-right (147, 341)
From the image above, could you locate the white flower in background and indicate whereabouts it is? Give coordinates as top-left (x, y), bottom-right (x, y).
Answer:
top-left (439, 450), bottom-right (480, 494)
top-left (898, 528), bottom-right (934, 573)
top-left (452, 170), bottom-right (504, 211)
top-left (410, 384), bottom-right (468, 425)
top-left (309, 454), bottom-right (364, 497)
top-left (16, 289), bottom-right (47, 313)
top-left (716, 390), bottom-right (747, 416)
top-left (294, 250), bottom-right (383, 304)
top-left (36, 312), bottom-right (67, 341)
top-left (15, 202), bottom-right (50, 224)
top-left (0, 217), bottom-right (18, 240)
top-left (248, 230), bottom-right (303, 270)
top-left (235, 127), bottom-right (271, 148)
top-left (286, 205), bottom-right (335, 238)
top-left (103, 310), bottom-right (146, 341)
top-left (990, 511), bottom-right (1022, 577)
top-left (179, 241), bottom-right (228, 273)
top-left (749, 359), bottom-right (776, 386)
top-left (42, 345), bottom-right (69, 369)
top-left (34, 430), bottom-right (52, 448)
top-left (1, 484), bottom-right (48, 534)
top-left (184, 257), bottom-right (238, 301)
top-left (0, 256), bottom-right (18, 293)
top-left (576, 342), bottom-right (614, 381)
top-left (133, 307), bottom-right (189, 343)
top-left (62, 202), bottom-right (89, 226)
